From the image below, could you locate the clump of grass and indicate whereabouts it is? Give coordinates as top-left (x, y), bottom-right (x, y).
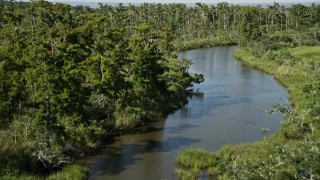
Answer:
top-left (175, 168), bottom-right (200, 180)
top-left (176, 149), bottom-right (217, 169)
top-left (261, 128), bottom-right (270, 133)
top-left (208, 166), bottom-right (216, 176)
top-left (46, 165), bottom-right (89, 180)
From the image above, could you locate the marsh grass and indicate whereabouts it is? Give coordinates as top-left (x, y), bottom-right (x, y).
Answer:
top-left (2, 164), bottom-right (89, 180)
top-left (233, 47), bottom-right (316, 107)
top-left (176, 45), bottom-right (320, 179)
top-left (46, 165), bottom-right (89, 180)
top-left (211, 45), bottom-right (320, 178)
top-left (176, 149), bottom-right (217, 169)
top-left (175, 168), bottom-right (201, 180)
top-left (291, 46), bottom-right (320, 60)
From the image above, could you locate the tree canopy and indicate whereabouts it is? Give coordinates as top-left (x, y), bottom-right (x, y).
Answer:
top-left (0, 0), bottom-right (319, 178)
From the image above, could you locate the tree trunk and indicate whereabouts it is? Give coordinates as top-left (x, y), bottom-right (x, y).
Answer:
top-left (100, 55), bottom-right (104, 81)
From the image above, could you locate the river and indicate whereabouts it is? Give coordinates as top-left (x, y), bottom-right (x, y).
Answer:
top-left (86, 46), bottom-right (289, 179)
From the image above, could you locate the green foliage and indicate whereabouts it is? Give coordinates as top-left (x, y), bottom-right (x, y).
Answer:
top-left (114, 105), bottom-right (142, 129)
top-left (179, 43), bottom-right (320, 179)
top-left (46, 165), bottom-right (89, 180)
top-left (0, 119), bottom-right (35, 175)
top-left (176, 149), bottom-right (216, 169)
top-left (239, 6), bottom-right (262, 45)
top-left (172, 35), bottom-right (237, 51)
top-left (212, 45), bottom-right (320, 179)
top-left (1, 0), bottom-right (320, 178)
top-left (0, 1), bottom-right (205, 177)
top-left (175, 168), bottom-right (200, 180)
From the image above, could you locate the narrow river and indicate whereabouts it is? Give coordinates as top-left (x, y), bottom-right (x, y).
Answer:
top-left (86, 46), bottom-right (289, 179)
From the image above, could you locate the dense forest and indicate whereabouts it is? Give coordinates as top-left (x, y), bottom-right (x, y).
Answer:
top-left (0, 0), bottom-right (320, 179)
top-left (0, 0), bottom-right (205, 177)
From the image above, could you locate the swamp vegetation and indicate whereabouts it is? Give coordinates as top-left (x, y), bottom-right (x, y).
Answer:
top-left (177, 45), bottom-right (320, 180)
top-left (0, 0), bottom-right (320, 179)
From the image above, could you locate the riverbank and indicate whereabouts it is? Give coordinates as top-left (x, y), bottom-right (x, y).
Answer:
top-left (233, 47), bottom-right (313, 107)
top-left (5, 39), bottom-right (227, 179)
top-left (85, 45), bottom-right (289, 179)
top-left (172, 34), bottom-right (237, 51)
top-left (177, 45), bottom-right (320, 179)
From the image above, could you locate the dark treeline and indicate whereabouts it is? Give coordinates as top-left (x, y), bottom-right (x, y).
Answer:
top-left (0, 0), bottom-right (320, 178)
top-left (96, 2), bottom-right (320, 47)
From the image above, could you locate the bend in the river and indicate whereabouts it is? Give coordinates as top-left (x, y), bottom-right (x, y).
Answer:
top-left (84, 46), bottom-right (289, 180)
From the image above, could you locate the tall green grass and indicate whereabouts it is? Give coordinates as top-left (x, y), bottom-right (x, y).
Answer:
top-left (176, 149), bottom-right (217, 169)
top-left (1, 164), bottom-right (89, 180)
top-left (176, 149), bottom-right (217, 179)
top-left (46, 165), bottom-right (89, 180)
top-left (175, 168), bottom-right (201, 180)
top-left (291, 46), bottom-right (320, 60)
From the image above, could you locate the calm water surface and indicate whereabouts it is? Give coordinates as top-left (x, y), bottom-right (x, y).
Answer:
top-left (86, 46), bottom-right (289, 179)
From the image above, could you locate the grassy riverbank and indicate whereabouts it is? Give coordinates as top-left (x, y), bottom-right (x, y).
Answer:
top-left (234, 46), bottom-right (318, 107)
top-left (177, 45), bottom-right (320, 179)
